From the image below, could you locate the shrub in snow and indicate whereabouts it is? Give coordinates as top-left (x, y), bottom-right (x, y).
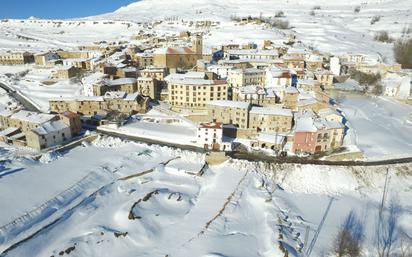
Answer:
top-left (351, 71), bottom-right (381, 86)
top-left (354, 6), bottom-right (361, 14)
top-left (374, 31), bottom-right (393, 43)
top-left (402, 25), bottom-right (412, 35)
top-left (394, 38), bottom-right (412, 69)
top-left (309, 10), bottom-right (316, 16)
top-left (271, 19), bottom-right (290, 30)
top-left (275, 11), bottom-right (285, 17)
top-left (371, 15), bottom-right (381, 25)
top-left (312, 5), bottom-right (321, 10)
top-left (333, 211), bottom-right (364, 257)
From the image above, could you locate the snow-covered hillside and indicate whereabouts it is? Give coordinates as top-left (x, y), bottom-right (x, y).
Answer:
top-left (1, 136), bottom-right (411, 257)
top-left (0, 0), bottom-right (410, 61)
top-left (97, 0), bottom-right (411, 61)
top-left (0, 19), bottom-right (140, 52)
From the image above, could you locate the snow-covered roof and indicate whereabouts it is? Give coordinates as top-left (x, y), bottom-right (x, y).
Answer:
top-left (256, 132), bottom-right (285, 145)
top-left (207, 100), bottom-right (250, 109)
top-left (165, 73), bottom-right (226, 86)
top-left (124, 92), bottom-right (141, 101)
top-left (0, 127), bottom-right (20, 137)
top-left (317, 108), bottom-right (340, 117)
top-left (285, 87), bottom-right (299, 94)
top-left (169, 78), bottom-right (220, 85)
top-left (155, 47), bottom-right (195, 55)
top-left (31, 120), bottom-right (69, 136)
top-left (9, 132), bottom-right (25, 140)
top-left (314, 118), bottom-right (344, 130)
top-left (135, 52), bottom-right (154, 57)
top-left (185, 71), bottom-right (207, 79)
top-left (104, 78), bottom-right (137, 86)
top-left (10, 110), bottom-right (56, 124)
top-left (297, 98), bottom-right (318, 107)
top-left (0, 109), bottom-right (16, 118)
top-left (237, 85), bottom-right (265, 95)
top-left (287, 48), bottom-right (308, 54)
top-left (50, 96), bottom-right (104, 102)
top-left (57, 65), bottom-right (75, 71)
top-left (63, 58), bottom-right (89, 62)
top-left (103, 91), bottom-right (127, 99)
top-left (314, 70), bottom-right (334, 76)
top-left (229, 67), bottom-right (264, 74)
top-left (305, 55), bottom-right (323, 62)
top-left (137, 77), bottom-right (154, 81)
top-left (295, 117), bottom-right (317, 133)
top-left (227, 49), bottom-right (278, 56)
top-left (295, 109), bottom-right (317, 119)
top-left (122, 67), bottom-right (138, 72)
top-left (250, 106), bottom-right (293, 117)
top-left (298, 79), bottom-right (319, 86)
top-left (266, 67), bottom-right (291, 78)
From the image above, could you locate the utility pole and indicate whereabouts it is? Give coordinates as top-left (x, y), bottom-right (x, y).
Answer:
top-left (305, 197), bottom-right (336, 257)
top-left (377, 168), bottom-right (391, 255)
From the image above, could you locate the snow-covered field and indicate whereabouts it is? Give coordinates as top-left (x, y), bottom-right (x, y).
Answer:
top-left (0, 136), bottom-right (411, 257)
top-left (336, 93), bottom-right (412, 160)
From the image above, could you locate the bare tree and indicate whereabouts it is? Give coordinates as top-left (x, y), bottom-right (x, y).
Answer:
top-left (376, 197), bottom-right (402, 257)
top-left (333, 211), bottom-right (364, 257)
top-left (397, 231), bottom-right (412, 257)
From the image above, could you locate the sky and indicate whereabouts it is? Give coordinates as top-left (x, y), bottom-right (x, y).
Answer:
top-left (0, 0), bottom-right (138, 19)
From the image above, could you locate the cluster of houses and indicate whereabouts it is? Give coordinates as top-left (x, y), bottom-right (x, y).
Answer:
top-left (0, 109), bottom-right (80, 150)
top-left (0, 26), bottom-right (410, 155)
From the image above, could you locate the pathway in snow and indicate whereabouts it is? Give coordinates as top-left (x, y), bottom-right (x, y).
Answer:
top-left (154, 165), bottom-right (248, 256)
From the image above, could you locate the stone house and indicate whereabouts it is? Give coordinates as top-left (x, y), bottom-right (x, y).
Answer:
top-left (283, 87), bottom-right (299, 111)
top-left (34, 52), bottom-right (59, 66)
top-left (134, 52), bottom-right (154, 68)
top-left (265, 67), bottom-right (292, 88)
top-left (93, 78), bottom-right (138, 96)
top-left (49, 92), bottom-right (149, 116)
top-left (26, 120), bottom-right (72, 150)
top-left (227, 68), bottom-right (265, 88)
top-left (232, 85), bottom-right (278, 106)
top-left (0, 51), bottom-right (34, 65)
top-left (56, 66), bottom-right (79, 79)
top-left (167, 73), bottom-right (228, 111)
top-left (137, 77), bottom-right (159, 99)
top-left (207, 100), bottom-right (251, 129)
top-left (314, 70), bottom-right (334, 89)
top-left (297, 79), bottom-right (321, 92)
top-left (59, 111), bottom-right (82, 135)
top-left (249, 106), bottom-right (293, 133)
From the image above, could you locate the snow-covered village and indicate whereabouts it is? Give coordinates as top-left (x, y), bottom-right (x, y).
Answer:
top-left (0, 0), bottom-right (412, 256)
